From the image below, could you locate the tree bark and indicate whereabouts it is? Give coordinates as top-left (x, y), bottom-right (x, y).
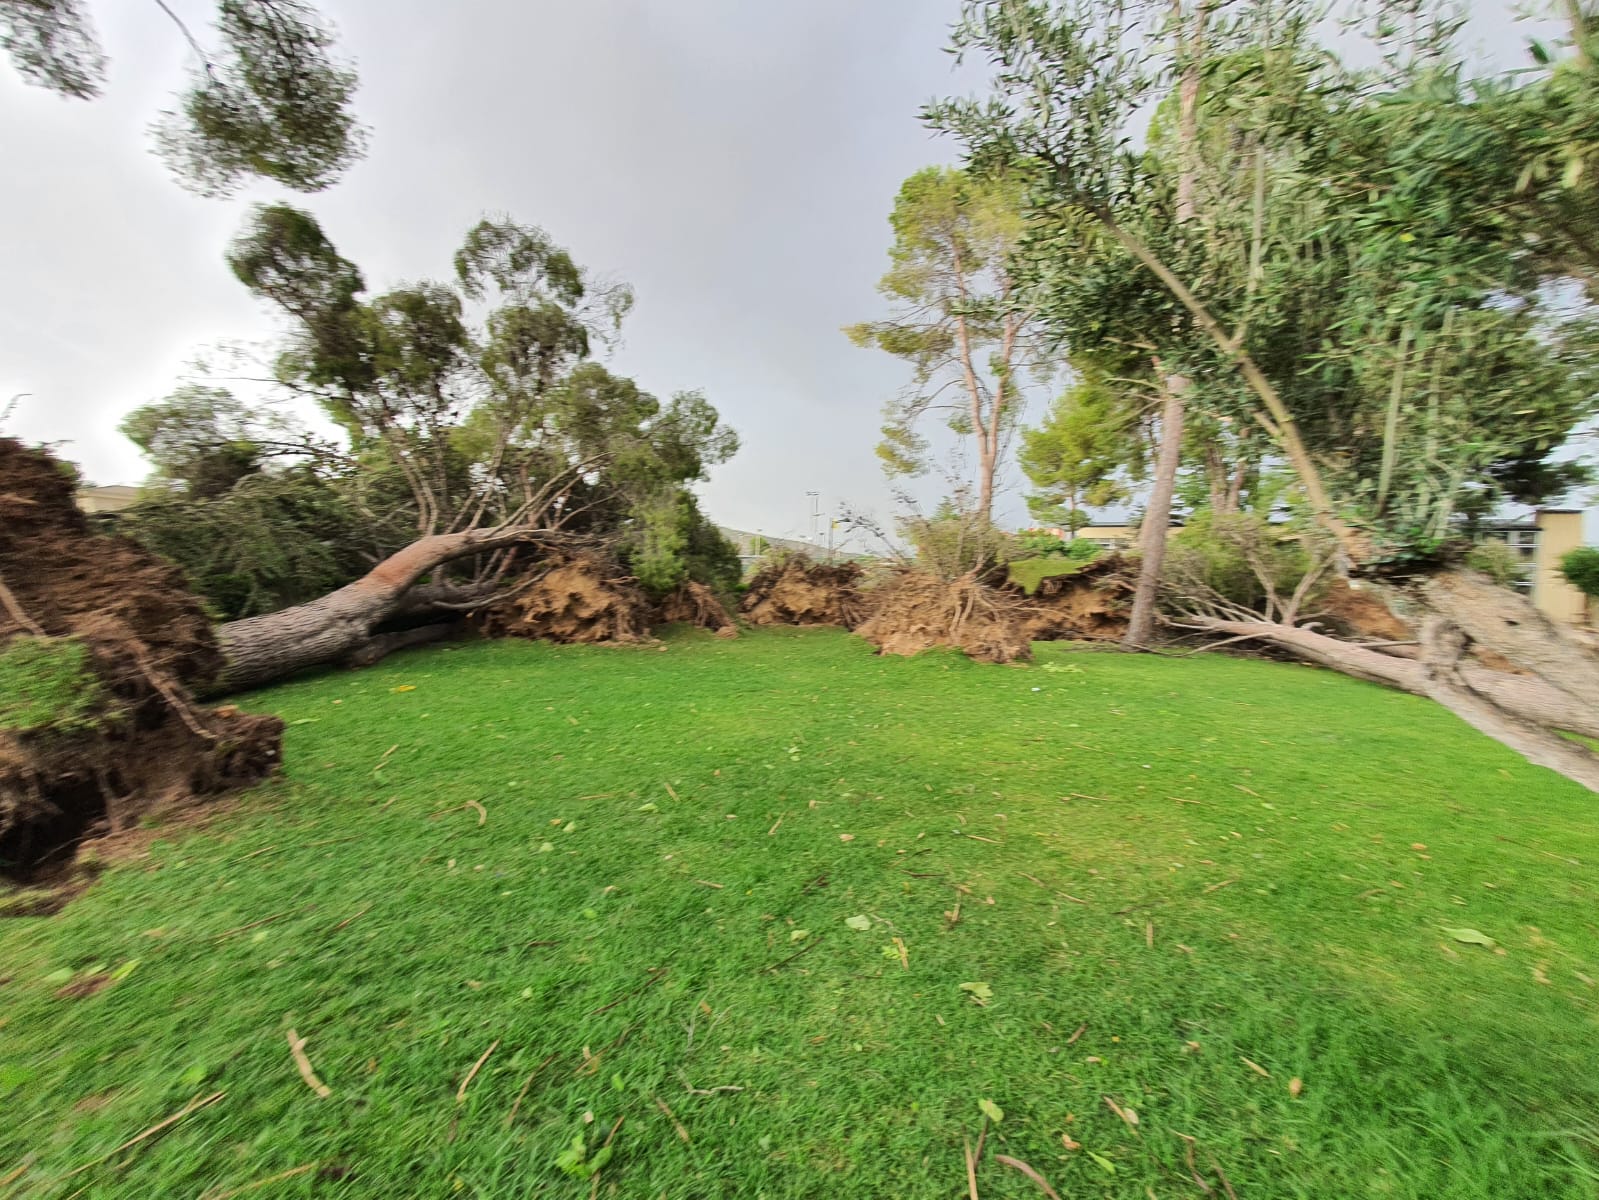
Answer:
top-left (1182, 615), bottom-right (1599, 792)
top-left (1418, 570), bottom-right (1599, 710)
top-left (1125, 374), bottom-right (1187, 646)
top-left (207, 525), bottom-right (568, 695)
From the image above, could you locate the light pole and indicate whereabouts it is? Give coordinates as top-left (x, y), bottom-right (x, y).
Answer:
top-left (805, 491), bottom-right (820, 542)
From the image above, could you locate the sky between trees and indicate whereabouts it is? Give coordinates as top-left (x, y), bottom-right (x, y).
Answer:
top-left (0, 0), bottom-right (1578, 543)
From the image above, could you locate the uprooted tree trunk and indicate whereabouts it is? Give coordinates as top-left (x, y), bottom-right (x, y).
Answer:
top-left (1180, 571), bottom-right (1599, 793)
top-left (209, 525), bottom-right (572, 694)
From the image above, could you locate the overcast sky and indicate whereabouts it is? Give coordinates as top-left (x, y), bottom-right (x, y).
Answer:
top-left (0, 0), bottom-right (1575, 547)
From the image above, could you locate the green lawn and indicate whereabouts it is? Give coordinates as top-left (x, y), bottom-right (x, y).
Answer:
top-left (2, 628), bottom-right (1597, 1199)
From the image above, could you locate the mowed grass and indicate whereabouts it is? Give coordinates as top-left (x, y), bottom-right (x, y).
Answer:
top-left (2, 628), bottom-right (1598, 1199)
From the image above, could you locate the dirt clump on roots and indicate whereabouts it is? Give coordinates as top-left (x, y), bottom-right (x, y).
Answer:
top-left (854, 571), bottom-right (1033, 664)
top-left (1319, 578), bottom-right (1415, 643)
top-left (740, 554), bottom-right (868, 629)
top-left (658, 581), bottom-right (739, 637)
top-left (0, 439), bottom-right (282, 907)
top-left (1012, 555), bottom-right (1136, 642)
top-left (477, 550), bottom-right (652, 644)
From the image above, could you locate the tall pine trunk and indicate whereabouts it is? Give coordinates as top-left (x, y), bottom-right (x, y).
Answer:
top-left (1124, 374), bottom-right (1186, 646)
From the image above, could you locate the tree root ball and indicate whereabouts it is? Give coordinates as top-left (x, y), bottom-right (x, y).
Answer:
top-left (0, 439), bottom-right (283, 896)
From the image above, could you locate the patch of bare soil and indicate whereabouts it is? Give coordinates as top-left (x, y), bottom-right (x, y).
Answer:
top-left (740, 555), bottom-right (869, 628)
top-left (854, 571), bottom-right (1033, 664)
top-left (0, 439), bottom-right (283, 904)
top-left (476, 550), bottom-right (652, 644)
top-left (658, 581), bottom-right (739, 637)
top-left (1014, 555), bottom-right (1136, 642)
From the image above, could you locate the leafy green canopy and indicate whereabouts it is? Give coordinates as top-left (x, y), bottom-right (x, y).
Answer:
top-left (930, 0), bottom-right (1599, 563)
top-left (119, 205), bottom-right (740, 610)
top-left (1, 0), bottom-right (364, 195)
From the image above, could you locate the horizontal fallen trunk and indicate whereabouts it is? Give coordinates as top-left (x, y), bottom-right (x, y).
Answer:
top-left (1419, 570), bottom-right (1599, 710)
top-left (209, 526), bottom-right (572, 695)
top-left (1184, 616), bottom-right (1599, 793)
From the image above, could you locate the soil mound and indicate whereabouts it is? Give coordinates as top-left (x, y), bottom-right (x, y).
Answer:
top-left (658, 581), bottom-right (739, 637)
top-left (1319, 578), bottom-right (1414, 642)
top-left (855, 571), bottom-right (1033, 664)
top-left (477, 551), bottom-right (652, 644)
top-left (0, 439), bottom-right (282, 898)
top-left (1015, 555), bottom-right (1136, 642)
top-left (740, 554), bottom-right (868, 629)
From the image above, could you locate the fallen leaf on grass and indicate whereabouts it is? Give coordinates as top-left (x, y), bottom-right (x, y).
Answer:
top-left (1442, 927), bottom-right (1496, 948)
top-left (1061, 1131), bottom-right (1082, 1151)
top-left (1241, 1057), bottom-right (1271, 1078)
top-left (838, 834), bottom-right (855, 842)
top-left (790, 930), bottom-right (809, 942)
top-left (958, 981), bottom-right (993, 1004)
top-left (1086, 1150), bottom-right (1116, 1175)
top-left (1289, 1077), bottom-right (1304, 1098)
top-left (994, 1154), bottom-right (1064, 1200)
top-left (390, 685), bottom-right (416, 693)
top-left (844, 915), bottom-right (872, 931)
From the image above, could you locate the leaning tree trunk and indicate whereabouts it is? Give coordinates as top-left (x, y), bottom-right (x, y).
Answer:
top-left (208, 525), bottom-right (564, 695)
top-left (1124, 374), bottom-right (1187, 647)
top-left (1184, 599), bottom-right (1599, 793)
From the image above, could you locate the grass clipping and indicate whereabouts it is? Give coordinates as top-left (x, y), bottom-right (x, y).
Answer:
top-left (0, 439), bottom-right (282, 895)
top-left (855, 570), bottom-right (1033, 664)
top-left (740, 554), bottom-right (868, 629)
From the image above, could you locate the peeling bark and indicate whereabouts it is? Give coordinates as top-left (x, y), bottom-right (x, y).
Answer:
top-left (209, 526), bottom-right (570, 694)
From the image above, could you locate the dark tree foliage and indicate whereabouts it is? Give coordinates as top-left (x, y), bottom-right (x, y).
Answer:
top-left (1, 0), bottom-right (364, 195)
top-left (118, 467), bottom-right (376, 621)
top-left (0, 0), bottom-right (103, 98)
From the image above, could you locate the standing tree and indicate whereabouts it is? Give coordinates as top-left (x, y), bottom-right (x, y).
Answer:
top-left (1, 0), bottom-right (365, 195)
top-left (1018, 364), bottom-right (1138, 537)
top-left (846, 166), bottom-right (1036, 524)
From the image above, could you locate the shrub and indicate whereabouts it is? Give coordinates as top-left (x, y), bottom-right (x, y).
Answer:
top-left (1465, 539), bottom-right (1525, 587)
top-left (1561, 546), bottom-right (1599, 599)
top-left (0, 637), bottom-right (108, 736)
top-left (1163, 511), bottom-right (1327, 619)
top-left (901, 508), bottom-right (1016, 581)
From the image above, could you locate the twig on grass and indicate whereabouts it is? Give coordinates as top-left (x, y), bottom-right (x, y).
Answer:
top-left (235, 845), bottom-right (279, 862)
top-left (0, 1161), bottom-right (30, 1189)
top-left (1202, 879), bottom-right (1237, 894)
top-left (1174, 1134), bottom-right (1216, 1195)
top-left (372, 744), bottom-right (399, 774)
top-left (994, 1155), bottom-right (1064, 1200)
top-left (285, 1029), bottom-right (331, 1098)
top-left (328, 905), bottom-right (370, 933)
top-left (761, 934), bottom-right (823, 973)
top-left (456, 1039), bottom-right (500, 1103)
top-left (214, 904), bottom-right (315, 942)
top-left (694, 879), bottom-right (724, 889)
top-left (506, 1053), bottom-right (559, 1127)
top-left (963, 1135), bottom-right (980, 1200)
top-left (1066, 1023), bottom-right (1087, 1045)
top-left (663, 782), bottom-right (680, 801)
top-left (430, 800), bottom-right (486, 826)
top-left (58, 1091), bottom-right (225, 1181)
top-left (767, 813), bottom-right (785, 836)
top-left (588, 967), bottom-right (668, 1015)
top-left (201, 1162), bottom-right (318, 1200)
top-left (650, 1093), bottom-right (690, 1143)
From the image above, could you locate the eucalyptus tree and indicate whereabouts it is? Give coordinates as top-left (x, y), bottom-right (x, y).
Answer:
top-left (187, 205), bottom-right (739, 691)
top-left (1, 0), bottom-right (365, 195)
top-left (846, 166), bottom-right (1038, 524)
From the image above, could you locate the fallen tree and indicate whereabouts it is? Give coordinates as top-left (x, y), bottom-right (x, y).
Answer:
top-left (209, 526), bottom-right (577, 694)
top-left (1163, 528), bottom-right (1599, 793)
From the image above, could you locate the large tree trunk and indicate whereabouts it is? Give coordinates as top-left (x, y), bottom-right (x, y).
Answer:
top-left (1184, 615), bottom-right (1599, 792)
top-left (208, 526), bottom-right (565, 695)
top-left (1124, 374), bottom-right (1186, 647)
top-left (1418, 570), bottom-right (1599, 710)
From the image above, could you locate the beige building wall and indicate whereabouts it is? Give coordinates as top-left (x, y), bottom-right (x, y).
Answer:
top-left (1534, 510), bottom-right (1590, 626)
top-left (75, 485), bottom-right (141, 514)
